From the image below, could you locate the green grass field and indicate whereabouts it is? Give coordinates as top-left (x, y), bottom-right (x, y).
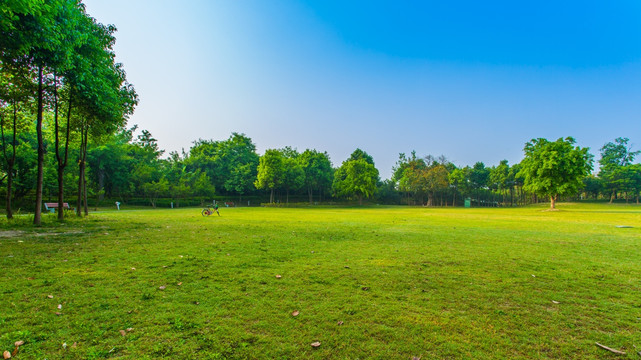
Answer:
top-left (1, 203), bottom-right (640, 359)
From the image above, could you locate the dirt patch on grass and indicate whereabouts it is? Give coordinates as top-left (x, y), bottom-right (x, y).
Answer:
top-left (0, 230), bottom-right (84, 238)
top-left (0, 230), bottom-right (25, 238)
top-left (34, 230), bottom-right (84, 237)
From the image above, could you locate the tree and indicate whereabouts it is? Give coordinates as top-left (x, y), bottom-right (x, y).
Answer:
top-left (299, 149), bottom-right (333, 204)
top-left (582, 175), bottom-right (602, 200)
top-left (449, 166), bottom-right (470, 206)
top-left (489, 160), bottom-right (510, 205)
top-left (255, 149), bottom-right (284, 203)
top-left (142, 177), bottom-right (169, 208)
top-left (396, 152), bottom-right (428, 205)
top-left (599, 137), bottom-right (640, 203)
top-left (518, 137), bottom-right (593, 209)
top-left (0, 61), bottom-right (31, 219)
top-left (423, 164), bottom-right (449, 206)
top-left (280, 149), bottom-right (304, 204)
top-left (348, 148), bottom-right (374, 165)
top-left (628, 164), bottom-right (641, 203)
top-left (186, 133), bottom-right (259, 197)
top-left (333, 150), bottom-right (379, 205)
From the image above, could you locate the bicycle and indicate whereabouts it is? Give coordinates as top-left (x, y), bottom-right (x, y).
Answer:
top-left (201, 204), bottom-right (220, 216)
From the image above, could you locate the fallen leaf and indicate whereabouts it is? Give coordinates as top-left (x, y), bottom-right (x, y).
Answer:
top-left (275, 275), bottom-right (282, 279)
top-left (71, 342), bottom-right (77, 348)
top-left (27, 277), bottom-right (34, 280)
top-left (131, 267), bottom-right (136, 271)
top-left (362, 287), bottom-right (369, 291)
top-left (552, 300), bottom-right (560, 304)
top-left (159, 286), bottom-right (166, 290)
top-left (412, 357), bottom-right (421, 360)
top-left (57, 304), bottom-right (62, 310)
top-left (311, 341), bottom-right (321, 348)
top-left (3, 350), bottom-right (10, 359)
top-left (177, 282), bottom-right (182, 286)
top-left (47, 295), bottom-right (53, 299)
top-left (337, 321), bottom-right (344, 325)
top-left (531, 274), bottom-right (536, 278)
top-left (119, 330), bottom-right (126, 336)
top-left (291, 310), bottom-right (299, 316)
top-left (55, 312), bottom-right (62, 316)
top-left (62, 343), bottom-right (67, 349)
top-left (344, 266), bottom-right (350, 269)
top-left (13, 341), bottom-right (23, 347)
top-left (126, 328), bottom-right (134, 332)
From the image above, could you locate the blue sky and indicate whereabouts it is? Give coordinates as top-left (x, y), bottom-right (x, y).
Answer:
top-left (83, 0), bottom-right (641, 178)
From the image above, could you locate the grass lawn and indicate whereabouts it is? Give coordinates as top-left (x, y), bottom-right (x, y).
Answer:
top-left (1, 203), bottom-right (640, 359)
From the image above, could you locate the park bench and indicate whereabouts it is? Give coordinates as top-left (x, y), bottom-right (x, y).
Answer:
top-left (224, 202), bottom-right (235, 207)
top-left (43, 202), bottom-right (71, 213)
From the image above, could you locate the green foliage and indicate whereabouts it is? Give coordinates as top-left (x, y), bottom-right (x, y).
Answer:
top-left (348, 148), bottom-right (375, 165)
top-left (299, 149), bottom-right (333, 204)
top-left (186, 133), bottom-right (258, 196)
top-left (598, 138), bottom-right (640, 201)
top-left (518, 137), bottom-right (593, 208)
top-left (333, 154), bottom-right (379, 205)
top-left (255, 149), bottom-right (284, 203)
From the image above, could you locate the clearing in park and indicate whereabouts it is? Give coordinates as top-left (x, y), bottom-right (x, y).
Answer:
top-left (0, 203), bottom-right (640, 359)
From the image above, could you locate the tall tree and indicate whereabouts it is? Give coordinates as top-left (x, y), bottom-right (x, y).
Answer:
top-left (299, 149), bottom-right (333, 204)
top-left (489, 160), bottom-right (510, 205)
top-left (255, 149), bottom-right (284, 203)
top-left (333, 149), bottom-right (379, 205)
top-left (187, 133), bottom-right (259, 197)
top-left (598, 137), bottom-right (640, 203)
top-left (518, 137), bottom-right (593, 209)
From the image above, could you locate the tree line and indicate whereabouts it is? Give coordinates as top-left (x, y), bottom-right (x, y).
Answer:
top-left (1, 109), bottom-right (639, 216)
top-left (1, 0), bottom-right (137, 224)
top-left (2, 2), bottom-right (640, 221)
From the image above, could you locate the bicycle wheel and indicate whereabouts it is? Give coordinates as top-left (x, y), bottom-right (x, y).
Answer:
top-left (201, 209), bottom-right (211, 216)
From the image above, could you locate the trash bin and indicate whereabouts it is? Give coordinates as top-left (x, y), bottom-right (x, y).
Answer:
top-left (464, 198), bottom-right (471, 208)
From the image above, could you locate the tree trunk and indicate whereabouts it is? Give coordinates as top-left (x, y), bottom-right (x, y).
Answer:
top-left (34, 66), bottom-right (45, 225)
top-left (76, 159), bottom-right (84, 216)
top-left (98, 168), bottom-right (105, 202)
top-left (609, 190), bottom-right (615, 204)
top-left (1, 101), bottom-right (17, 219)
top-left (358, 194), bottom-right (363, 206)
top-left (76, 122), bottom-right (87, 216)
top-left (83, 171), bottom-right (88, 216)
top-left (270, 188), bottom-right (274, 203)
top-left (54, 74), bottom-right (71, 221)
top-left (550, 195), bottom-right (557, 209)
top-left (6, 167), bottom-right (13, 219)
top-left (308, 186), bottom-right (313, 204)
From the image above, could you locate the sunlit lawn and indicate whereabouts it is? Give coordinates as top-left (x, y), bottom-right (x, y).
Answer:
top-left (1, 203), bottom-right (640, 359)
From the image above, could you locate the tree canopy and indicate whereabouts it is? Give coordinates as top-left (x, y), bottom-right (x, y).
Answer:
top-left (518, 137), bottom-right (593, 209)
